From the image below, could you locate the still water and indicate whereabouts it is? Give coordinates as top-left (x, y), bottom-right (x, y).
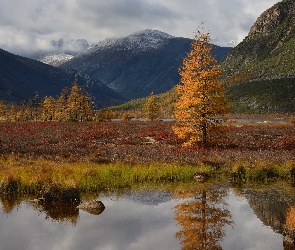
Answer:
top-left (0, 182), bottom-right (294, 250)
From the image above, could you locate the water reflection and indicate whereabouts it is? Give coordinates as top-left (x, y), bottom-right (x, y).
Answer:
top-left (284, 206), bottom-right (295, 249)
top-left (0, 195), bottom-right (22, 213)
top-left (0, 183), bottom-right (295, 250)
top-left (243, 187), bottom-right (295, 233)
top-left (32, 202), bottom-right (80, 225)
top-left (173, 183), bottom-right (232, 250)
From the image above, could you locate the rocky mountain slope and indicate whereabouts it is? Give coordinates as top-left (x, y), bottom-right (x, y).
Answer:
top-left (0, 48), bottom-right (125, 108)
top-left (60, 30), bottom-right (231, 100)
top-left (222, 0), bottom-right (295, 81)
top-left (221, 0), bottom-right (295, 113)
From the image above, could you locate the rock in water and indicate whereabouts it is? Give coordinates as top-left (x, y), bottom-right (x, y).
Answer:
top-left (77, 200), bottom-right (105, 215)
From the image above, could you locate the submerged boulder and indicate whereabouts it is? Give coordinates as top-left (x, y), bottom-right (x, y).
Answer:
top-left (77, 200), bottom-right (105, 215)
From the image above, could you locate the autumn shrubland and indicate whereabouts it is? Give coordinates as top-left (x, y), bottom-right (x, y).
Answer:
top-left (0, 120), bottom-right (295, 194)
top-left (1, 28), bottom-right (295, 195)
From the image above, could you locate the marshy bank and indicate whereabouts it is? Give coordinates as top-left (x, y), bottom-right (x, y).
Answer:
top-left (0, 120), bottom-right (295, 195)
top-left (0, 158), bottom-right (295, 196)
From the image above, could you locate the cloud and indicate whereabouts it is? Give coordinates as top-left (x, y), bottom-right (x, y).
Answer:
top-left (0, 0), bottom-right (280, 53)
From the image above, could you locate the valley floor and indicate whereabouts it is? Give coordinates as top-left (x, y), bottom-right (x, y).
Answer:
top-left (0, 119), bottom-right (295, 194)
top-left (0, 119), bottom-right (294, 165)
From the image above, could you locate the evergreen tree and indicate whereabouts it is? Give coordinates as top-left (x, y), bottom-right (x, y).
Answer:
top-left (172, 27), bottom-right (229, 145)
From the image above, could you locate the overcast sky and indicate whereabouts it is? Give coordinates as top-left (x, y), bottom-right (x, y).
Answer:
top-left (0, 0), bottom-right (280, 54)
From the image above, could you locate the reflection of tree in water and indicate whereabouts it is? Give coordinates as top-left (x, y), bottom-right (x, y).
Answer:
top-left (32, 202), bottom-right (80, 226)
top-left (284, 206), bottom-right (295, 249)
top-left (173, 183), bottom-right (232, 250)
top-left (0, 195), bottom-right (23, 213)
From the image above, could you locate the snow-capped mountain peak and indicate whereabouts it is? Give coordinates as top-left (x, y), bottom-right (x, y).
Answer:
top-left (83, 29), bottom-right (175, 55)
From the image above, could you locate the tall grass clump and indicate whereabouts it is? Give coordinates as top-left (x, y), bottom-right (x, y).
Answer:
top-left (230, 160), bottom-right (295, 182)
top-left (0, 159), bottom-right (198, 194)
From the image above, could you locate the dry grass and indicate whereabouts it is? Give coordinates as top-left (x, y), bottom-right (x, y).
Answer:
top-left (0, 120), bottom-right (295, 193)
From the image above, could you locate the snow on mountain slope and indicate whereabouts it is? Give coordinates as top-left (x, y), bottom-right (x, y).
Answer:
top-left (59, 29), bottom-right (232, 100)
top-left (20, 38), bottom-right (89, 67)
top-left (82, 29), bottom-right (175, 56)
top-left (41, 53), bottom-right (74, 67)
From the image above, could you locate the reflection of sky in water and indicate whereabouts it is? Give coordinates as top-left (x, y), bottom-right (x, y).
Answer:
top-left (0, 197), bottom-right (181, 250)
top-left (0, 189), bottom-right (284, 250)
top-left (221, 189), bottom-right (283, 250)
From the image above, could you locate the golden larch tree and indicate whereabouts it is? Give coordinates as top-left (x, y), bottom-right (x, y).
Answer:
top-left (0, 101), bottom-right (7, 120)
top-left (41, 96), bottom-right (56, 121)
top-left (54, 86), bottom-right (70, 122)
top-left (9, 103), bottom-right (21, 122)
top-left (172, 27), bottom-right (229, 146)
top-left (65, 80), bottom-right (94, 121)
top-left (144, 92), bottom-right (160, 121)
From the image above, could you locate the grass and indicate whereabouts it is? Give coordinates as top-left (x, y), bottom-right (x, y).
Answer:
top-left (0, 156), bottom-right (294, 195)
top-left (0, 120), bottom-right (295, 195)
top-left (0, 159), bottom-right (201, 195)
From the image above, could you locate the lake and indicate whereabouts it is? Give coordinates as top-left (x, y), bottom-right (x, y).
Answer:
top-left (0, 182), bottom-right (294, 250)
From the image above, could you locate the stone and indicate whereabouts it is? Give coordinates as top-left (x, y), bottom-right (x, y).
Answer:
top-left (77, 200), bottom-right (105, 215)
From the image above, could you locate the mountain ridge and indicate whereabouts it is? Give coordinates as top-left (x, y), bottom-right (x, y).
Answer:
top-left (0, 48), bottom-right (125, 108)
top-left (60, 29), bottom-right (232, 100)
top-left (219, 0), bottom-right (295, 113)
top-left (222, 0), bottom-right (295, 80)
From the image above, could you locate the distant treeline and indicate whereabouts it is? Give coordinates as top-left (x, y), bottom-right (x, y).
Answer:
top-left (0, 81), bottom-right (118, 122)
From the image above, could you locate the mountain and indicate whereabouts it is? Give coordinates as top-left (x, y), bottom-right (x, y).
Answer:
top-left (40, 53), bottom-right (74, 67)
top-left (221, 0), bottom-right (295, 113)
top-left (21, 38), bottom-right (89, 67)
top-left (0, 48), bottom-right (125, 108)
top-left (60, 30), bottom-right (232, 100)
top-left (222, 0), bottom-right (295, 80)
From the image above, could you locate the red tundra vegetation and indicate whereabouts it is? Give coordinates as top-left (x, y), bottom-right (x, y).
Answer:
top-left (0, 120), bottom-right (294, 167)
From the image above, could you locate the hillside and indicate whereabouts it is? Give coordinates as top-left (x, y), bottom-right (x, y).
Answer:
top-left (112, 1), bottom-right (295, 116)
top-left (60, 30), bottom-right (231, 100)
top-left (219, 0), bottom-right (295, 113)
top-left (0, 48), bottom-right (125, 108)
top-left (222, 0), bottom-right (295, 80)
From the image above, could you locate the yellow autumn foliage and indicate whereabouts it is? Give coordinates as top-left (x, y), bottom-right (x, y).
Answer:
top-left (173, 27), bottom-right (229, 145)
top-left (144, 92), bottom-right (160, 121)
top-left (286, 206), bottom-right (295, 229)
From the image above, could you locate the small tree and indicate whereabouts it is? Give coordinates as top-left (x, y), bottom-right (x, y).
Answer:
top-left (55, 86), bottom-right (70, 121)
top-left (144, 92), bottom-right (160, 121)
top-left (9, 103), bottom-right (21, 122)
top-left (0, 101), bottom-right (7, 121)
top-left (65, 80), bottom-right (94, 121)
top-left (172, 27), bottom-right (229, 146)
top-left (41, 96), bottom-right (56, 121)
